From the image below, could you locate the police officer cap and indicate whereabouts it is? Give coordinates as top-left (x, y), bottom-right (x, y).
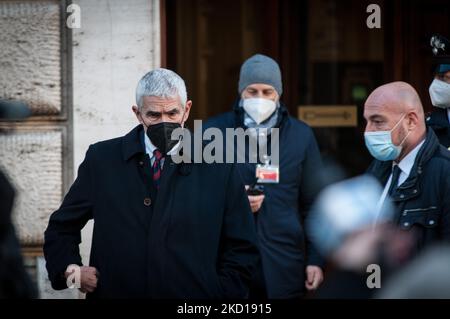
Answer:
top-left (431, 34), bottom-right (450, 74)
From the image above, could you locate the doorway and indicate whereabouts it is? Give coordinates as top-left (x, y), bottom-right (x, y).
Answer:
top-left (164, 0), bottom-right (449, 176)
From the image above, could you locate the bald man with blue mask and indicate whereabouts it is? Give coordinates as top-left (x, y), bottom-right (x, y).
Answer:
top-left (365, 81), bottom-right (450, 261)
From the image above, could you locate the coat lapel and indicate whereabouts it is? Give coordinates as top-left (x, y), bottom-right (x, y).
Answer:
top-left (150, 156), bottom-right (179, 235)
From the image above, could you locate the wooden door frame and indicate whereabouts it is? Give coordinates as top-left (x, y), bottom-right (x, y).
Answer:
top-left (160, 0), bottom-right (167, 68)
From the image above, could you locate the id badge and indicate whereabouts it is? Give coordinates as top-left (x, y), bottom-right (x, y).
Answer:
top-left (256, 159), bottom-right (279, 184)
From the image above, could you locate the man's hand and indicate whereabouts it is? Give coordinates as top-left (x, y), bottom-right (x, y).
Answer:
top-left (248, 194), bottom-right (265, 213)
top-left (245, 185), bottom-right (265, 213)
top-left (305, 265), bottom-right (323, 291)
top-left (65, 266), bottom-right (99, 293)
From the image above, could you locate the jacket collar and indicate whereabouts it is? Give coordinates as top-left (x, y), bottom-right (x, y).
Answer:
top-left (122, 124), bottom-right (146, 161)
top-left (427, 108), bottom-right (450, 130)
top-left (122, 124), bottom-right (195, 175)
top-left (396, 139), bottom-right (425, 180)
top-left (396, 129), bottom-right (440, 188)
top-left (371, 129), bottom-right (441, 202)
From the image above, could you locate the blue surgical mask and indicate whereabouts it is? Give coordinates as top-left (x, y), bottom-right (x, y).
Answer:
top-left (364, 114), bottom-right (410, 161)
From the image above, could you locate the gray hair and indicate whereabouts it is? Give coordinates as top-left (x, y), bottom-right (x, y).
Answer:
top-left (135, 68), bottom-right (187, 109)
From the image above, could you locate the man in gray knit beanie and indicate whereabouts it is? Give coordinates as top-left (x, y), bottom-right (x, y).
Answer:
top-left (204, 53), bottom-right (324, 299)
top-left (235, 54), bottom-right (283, 127)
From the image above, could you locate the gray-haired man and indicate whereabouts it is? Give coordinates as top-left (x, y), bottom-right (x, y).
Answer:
top-left (44, 68), bottom-right (260, 298)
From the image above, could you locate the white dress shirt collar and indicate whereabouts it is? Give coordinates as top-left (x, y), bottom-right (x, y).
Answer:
top-left (395, 139), bottom-right (425, 181)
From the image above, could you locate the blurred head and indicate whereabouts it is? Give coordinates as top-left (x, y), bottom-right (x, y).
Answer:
top-left (307, 175), bottom-right (393, 260)
top-left (0, 100), bottom-right (30, 121)
top-left (132, 68), bottom-right (191, 131)
top-left (308, 174), bottom-right (414, 272)
top-left (363, 82), bottom-right (426, 162)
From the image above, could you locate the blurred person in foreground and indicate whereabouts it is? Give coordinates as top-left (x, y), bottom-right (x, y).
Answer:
top-left (0, 99), bottom-right (36, 298)
top-left (307, 175), bottom-right (415, 299)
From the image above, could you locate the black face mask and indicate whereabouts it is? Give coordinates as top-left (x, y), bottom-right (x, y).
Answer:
top-left (145, 122), bottom-right (182, 155)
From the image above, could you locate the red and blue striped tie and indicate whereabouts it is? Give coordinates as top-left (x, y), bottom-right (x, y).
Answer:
top-left (152, 149), bottom-right (163, 189)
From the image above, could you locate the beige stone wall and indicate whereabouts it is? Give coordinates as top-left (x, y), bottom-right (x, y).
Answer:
top-left (0, 1), bottom-right (62, 115)
top-left (0, 129), bottom-right (63, 244)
